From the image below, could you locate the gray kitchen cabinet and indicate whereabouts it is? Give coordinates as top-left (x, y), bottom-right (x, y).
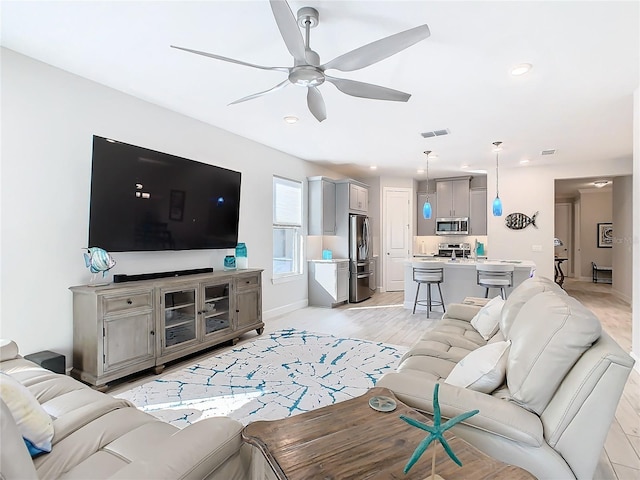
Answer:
top-left (469, 188), bottom-right (487, 235)
top-left (235, 271), bottom-right (263, 331)
top-left (336, 180), bottom-right (369, 214)
top-left (308, 176), bottom-right (336, 235)
top-left (416, 192), bottom-right (437, 235)
top-left (436, 177), bottom-right (471, 218)
top-left (70, 269), bottom-right (264, 388)
top-left (349, 183), bottom-right (369, 213)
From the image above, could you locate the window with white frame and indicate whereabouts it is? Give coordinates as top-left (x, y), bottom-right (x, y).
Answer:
top-left (273, 176), bottom-right (303, 279)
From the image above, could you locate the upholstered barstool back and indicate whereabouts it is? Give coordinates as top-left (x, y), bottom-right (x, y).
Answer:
top-left (476, 263), bottom-right (514, 299)
top-left (412, 267), bottom-right (445, 318)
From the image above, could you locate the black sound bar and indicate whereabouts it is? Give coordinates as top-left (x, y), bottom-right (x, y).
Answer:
top-left (113, 268), bottom-right (214, 283)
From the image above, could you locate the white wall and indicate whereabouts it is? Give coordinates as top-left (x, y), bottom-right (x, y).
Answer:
top-left (633, 87), bottom-right (639, 367)
top-left (0, 49), bottom-right (341, 362)
top-left (487, 159), bottom-right (632, 279)
top-left (612, 176), bottom-right (633, 303)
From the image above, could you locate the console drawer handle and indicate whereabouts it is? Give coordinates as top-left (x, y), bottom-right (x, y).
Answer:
top-left (127, 299), bottom-right (133, 305)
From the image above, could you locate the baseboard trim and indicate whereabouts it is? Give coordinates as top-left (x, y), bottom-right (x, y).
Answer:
top-left (263, 299), bottom-right (308, 320)
top-left (611, 288), bottom-right (632, 305)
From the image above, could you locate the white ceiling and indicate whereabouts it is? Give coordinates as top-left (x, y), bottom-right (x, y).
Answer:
top-left (1, 1), bottom-right (638, 179)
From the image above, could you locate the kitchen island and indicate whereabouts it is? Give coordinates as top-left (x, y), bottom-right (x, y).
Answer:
top-left (404, 258), bottom-right (536, 311)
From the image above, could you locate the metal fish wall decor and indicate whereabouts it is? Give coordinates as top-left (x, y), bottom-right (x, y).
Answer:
top-left (505, 211), bottom-right (538, 230)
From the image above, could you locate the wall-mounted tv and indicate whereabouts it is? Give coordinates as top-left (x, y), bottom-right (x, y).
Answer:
top-left (89, 136), bottom-right (241, 252)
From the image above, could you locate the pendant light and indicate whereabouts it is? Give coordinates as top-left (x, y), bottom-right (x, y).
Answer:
top-left (492, 141), bottom-right (503, 216)
top-left (422, 151), bottom-right (432, 219)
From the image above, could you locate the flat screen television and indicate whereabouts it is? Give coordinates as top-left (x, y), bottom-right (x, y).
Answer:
top-left (89, 136), bottom-right (241, 252)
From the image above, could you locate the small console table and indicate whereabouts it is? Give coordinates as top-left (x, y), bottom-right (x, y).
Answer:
top-left (592, 262), bottom-right (613, 284)
top-left (70, 269), bottom-right (264, 389)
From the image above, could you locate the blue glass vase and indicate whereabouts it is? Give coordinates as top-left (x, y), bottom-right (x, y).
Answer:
top-left (235, 243), bottom-right (247, 269)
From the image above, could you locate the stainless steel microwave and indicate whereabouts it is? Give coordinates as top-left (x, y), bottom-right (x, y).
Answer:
top-left (436, 217), bottom-right (469, 235)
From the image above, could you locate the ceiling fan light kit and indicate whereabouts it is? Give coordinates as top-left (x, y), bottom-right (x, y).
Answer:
top-left (171, 0), bottom-right (430, 122)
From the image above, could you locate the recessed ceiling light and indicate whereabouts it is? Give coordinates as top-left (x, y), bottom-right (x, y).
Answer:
top-left (511, 63), bottom-right (532, 76)
top-left (461, 164), bottom-right (469, 169)
top-left (283, 115), bottom-right (298, 124)
top-left (519, 159), bottom-right (530, 165)
top-left (417, 169), bottom-right (424, 174)
top-left (593, 180), bottom-right (610, 188)
top-left (370, 166), bottom-right (377, 170)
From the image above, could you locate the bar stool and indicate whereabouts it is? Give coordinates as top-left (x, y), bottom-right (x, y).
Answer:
top-left (476, 263), bottom-right (514, 299)
top-left (412, 267), bottom-right (445, 318)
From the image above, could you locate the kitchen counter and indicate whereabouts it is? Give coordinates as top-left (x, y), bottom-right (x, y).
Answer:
top-left (404, 259), bottom-right (536, 311)
top-left (308, 258), bottom-right (349, 263)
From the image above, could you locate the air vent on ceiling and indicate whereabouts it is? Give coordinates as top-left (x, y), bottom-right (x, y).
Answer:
top-left (420, 128), bottom-right (450, 138)
top-left (541, 149), bottom-right (556, 155)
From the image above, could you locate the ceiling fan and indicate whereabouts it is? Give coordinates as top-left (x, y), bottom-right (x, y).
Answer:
top-left (171, 0), bottom-right (430, 122)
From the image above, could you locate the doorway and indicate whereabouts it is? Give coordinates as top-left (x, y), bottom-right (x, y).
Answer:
top-left (554, 203), bottom-right (572, 276)
top-left (383, 187), bottom-right (411, 291)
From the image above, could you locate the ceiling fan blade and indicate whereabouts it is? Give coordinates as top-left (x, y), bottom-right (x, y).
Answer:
top-left (325, 75), bottom-right (411, 102)
top-left (321, 24), bottom-right (430, 72)
top-left (171, 45), bottom-right (289, 72)
top-left (269, 0), bottom-right (307, 64)
top-left (229, 80), bottom-right (290, 105)
top-left (307, 87), bottom-right (327, 122)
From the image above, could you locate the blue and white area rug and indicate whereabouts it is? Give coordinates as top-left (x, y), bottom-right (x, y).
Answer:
top-left (115, 329), bottom-right (407, 428)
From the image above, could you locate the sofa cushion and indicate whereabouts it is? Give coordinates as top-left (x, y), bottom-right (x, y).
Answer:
top-left (445, 340), bottom-right (510, 393)
top-left (470, 296), bottom-right (504, 340)
top-left (500, 276), bottom-right (566, 338)
top-left (1, 398), bottom-right (39, 480)
top-left (507, 291), bottom-right (601, 414)
top-left (0, 339), bottom-right (19, 361)
top-left (0, 371), bottom-right (54, 456)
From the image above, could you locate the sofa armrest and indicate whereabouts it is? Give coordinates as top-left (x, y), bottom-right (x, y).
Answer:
top-left (106, 417), bottom-right (244, 480)
top-left (0, 339), bottom-right (19, 361)
top-left (442, 304), bottom-right (481, 322)
top-left (377, 372), bottom-right (543, 447)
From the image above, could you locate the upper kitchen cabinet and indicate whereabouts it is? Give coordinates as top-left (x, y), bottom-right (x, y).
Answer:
top-left (436, 177), bottom-right (471, 218)
top-left (308, 177), bottom-right (336, 235)
top-left (469, 188), bottom-right (487, 235)
top-left (337, 180), bottom-right (369, 214)
top-left (416, 192), bottom-right (437, 236)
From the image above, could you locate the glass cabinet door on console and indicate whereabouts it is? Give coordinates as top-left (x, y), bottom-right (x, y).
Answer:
top-left (201, 281), bottom-right (233, 338)
top-left (161, 287), bottom-right (198, 351)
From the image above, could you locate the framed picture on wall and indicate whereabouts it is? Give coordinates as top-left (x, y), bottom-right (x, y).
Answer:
top-left (597, 222), bottom-right (613, 248)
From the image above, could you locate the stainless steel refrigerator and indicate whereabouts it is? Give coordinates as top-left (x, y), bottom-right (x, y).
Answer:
top-left (349, 214), bottom-right (372, 302)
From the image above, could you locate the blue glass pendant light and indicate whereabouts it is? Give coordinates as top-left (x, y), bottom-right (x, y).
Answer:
top-left (422, 150), bottom-right (432, 219)
top-left (492, 141), bottom-right (503, 216)
top-left (423, 200), bottom-right (432, 219)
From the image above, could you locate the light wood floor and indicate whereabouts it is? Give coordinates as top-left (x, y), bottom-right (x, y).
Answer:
top-left (110, 278), bottom-right (639, 479)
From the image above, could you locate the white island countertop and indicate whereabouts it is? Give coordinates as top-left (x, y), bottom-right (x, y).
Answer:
top-left (408, 258), bottom-right (536, 269)
top-left (404, 258), bottom-right (536, 311)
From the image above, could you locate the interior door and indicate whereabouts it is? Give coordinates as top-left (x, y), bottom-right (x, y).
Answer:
top-left (383, 188), bottom-right (410, 291)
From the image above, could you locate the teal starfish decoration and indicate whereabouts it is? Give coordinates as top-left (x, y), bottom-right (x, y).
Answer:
top-left (400, 383), bottom-right (479, 473)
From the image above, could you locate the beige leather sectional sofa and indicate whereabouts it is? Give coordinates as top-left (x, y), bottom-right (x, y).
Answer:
top-left (377, 275), bottom-right (635, 480)
top-left (0, 341), bottom-right (259, 480)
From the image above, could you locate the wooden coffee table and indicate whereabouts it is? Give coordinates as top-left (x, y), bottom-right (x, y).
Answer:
top-left (242, 387), bottom-right (534, 480)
